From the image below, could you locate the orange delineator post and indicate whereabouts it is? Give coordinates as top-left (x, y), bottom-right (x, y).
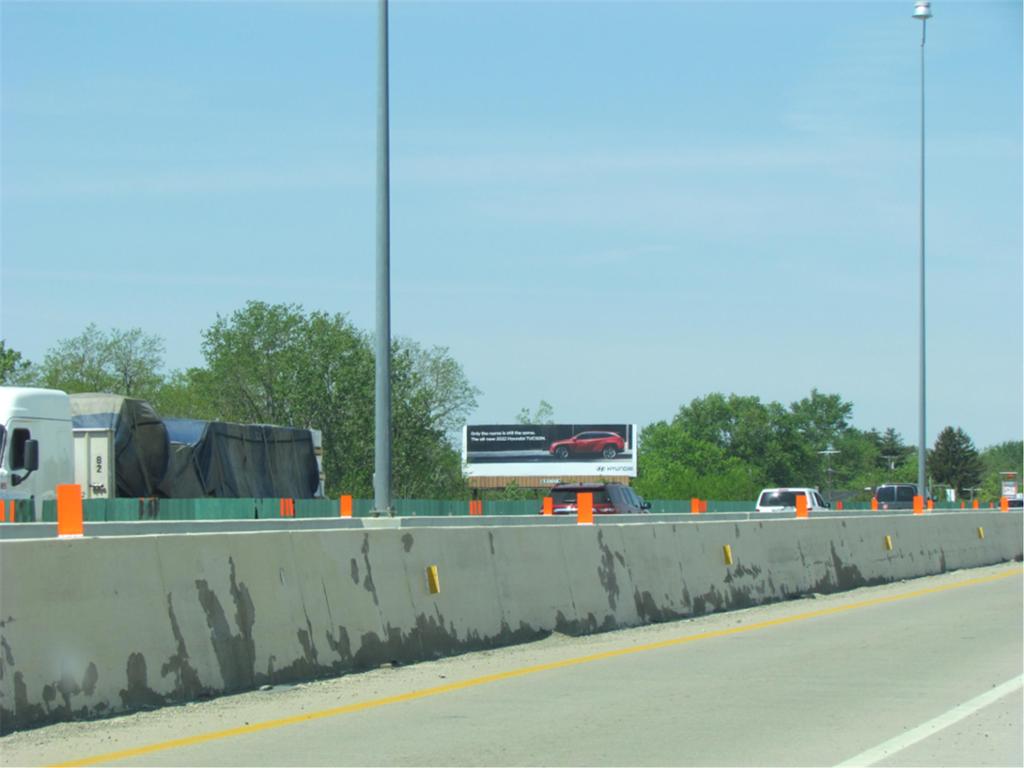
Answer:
top-left (1000, 497), bottom-right (1009, 512)
top-left (913, 495), bottom-right (924, 515)
top-left (469, 500), bottom-right (482, 516)
top-left (927, 499), bottom-right (934, 511)
top-left (871, 497), bottom-right (879, 511)
top-left (0, 499), bottom-right (6, 522)
top-left (795, 494), bottom-right (809, 518)
top-left (57, 484), bottom-right (84, 537)
top-left (699, 500), bottom-right (708, 514)
top-left (280, 499), bottom-right (296, 518)
top-left (972, 499), bottom-right (980, 510)
top-left (690, 498), bottom-right (701, 515)
top-left (960, 501), bottom-right (966, 509)
top-left (542, 497), bottom-right (553, 516)
top-left (577, 492), bottom-right (593, 525)
top-left (340, 495), bottom-right (353, 518)
top-left (836, 500), bottom-right (843, 511)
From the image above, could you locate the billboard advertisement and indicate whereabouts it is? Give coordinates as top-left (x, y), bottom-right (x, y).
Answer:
top-left (463, 424), bottom-right (637, 478)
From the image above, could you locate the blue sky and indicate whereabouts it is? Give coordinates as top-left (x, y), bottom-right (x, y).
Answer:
top-left (2, 0), bottom-right (1021, 449)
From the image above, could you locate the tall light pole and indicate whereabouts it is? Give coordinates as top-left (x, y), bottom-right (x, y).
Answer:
top-left (913, 0), bottom-right (932, 501)
top-left (374, 0), bottom-right (393, 516)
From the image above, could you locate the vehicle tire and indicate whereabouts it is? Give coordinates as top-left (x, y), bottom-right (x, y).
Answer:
top-left (602, 445), bottom-right (617, 459)
top-left (555, 446), bottom-right (570, 459)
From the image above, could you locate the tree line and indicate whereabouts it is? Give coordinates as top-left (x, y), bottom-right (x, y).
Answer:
top-left (632, 391), bottom-right (1018, 504)
top-left (1, 306), bottom-right (1020, 502)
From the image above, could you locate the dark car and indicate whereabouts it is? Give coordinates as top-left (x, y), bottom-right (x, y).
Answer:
top-left (548, 431), bottom-right (625, 460)
top-left (543, 482), bottom-right (650, 515)
top-left (874, 483), bottom-right (928, 510)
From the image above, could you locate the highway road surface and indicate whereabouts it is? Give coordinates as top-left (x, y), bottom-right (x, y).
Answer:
top-left (2, 562), bottom-right (1020, 767)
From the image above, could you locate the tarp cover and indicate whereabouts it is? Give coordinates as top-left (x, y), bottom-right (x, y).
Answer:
top-left (163, 418), bottom-right (208, 446)
top-left (71, 395), bottom-right (319, 499)
top-left (70, 393), bottom-right (170, 498)
top-left (158, 422), bottom-right (319, 499)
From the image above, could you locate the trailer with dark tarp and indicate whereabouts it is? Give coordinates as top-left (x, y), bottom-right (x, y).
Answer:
top-left (161, 418), bottom-right (319, 499)
top-left (70, 394), bottom-right (320, 500)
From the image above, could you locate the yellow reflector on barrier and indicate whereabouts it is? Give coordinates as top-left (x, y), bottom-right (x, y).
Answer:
top-left (427, 565), bottom-right (441, 595)
top-left (884, 535), bottom-right (893, 551)
top-left (723, 544), bottom-right (733, 565)
top-left (977, 527), bottom-right (985, 540)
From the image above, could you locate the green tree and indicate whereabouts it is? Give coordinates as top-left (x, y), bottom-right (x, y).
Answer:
top-left (37, 323), bottom-right (115, 392)
top-left (390, 338), bottom-right (478, 498)
top-left (978, 441), bottom-right (1024, 501)
top-left (196, 301), bottom-right (477, 499)
top-left (635, 419), bottom-right (764, 500)
top-left (198, 302), bottom-right (375, 495)
top-left (639, 388), bottom-right (895, 501)
top-left (790, 388), bottom-right (852, 449)
top-left (929, 427), bottom-right (984, 496)
top-left (149, 368), bottom-right (218, 419)
top-left (672, 393), bottom-right (811, 487)
top-left (0, 340), bottom-right (34, 384)
top-left (875, 428), bottom-right (912, 471)
top-left (36, 324), bottom-right (166, 396)
top-left (107, 328), bottom-right (166, 398)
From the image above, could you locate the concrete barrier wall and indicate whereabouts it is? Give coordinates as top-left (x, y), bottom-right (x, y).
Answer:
top-left (1, 512), bottom-right (1020, 733)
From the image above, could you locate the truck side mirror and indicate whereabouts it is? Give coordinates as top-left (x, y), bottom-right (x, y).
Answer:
top-left (23, 439), bottom-right (39, 472)
top-left (11, 439), bottom-right (39, 486)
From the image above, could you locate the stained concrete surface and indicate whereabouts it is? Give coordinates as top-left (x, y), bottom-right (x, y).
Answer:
top-left (2, 563), bottom-right (1020, 767)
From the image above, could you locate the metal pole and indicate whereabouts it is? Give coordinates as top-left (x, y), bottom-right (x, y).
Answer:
top-left (374, 0), bottom-right (393, 516)
top-left (917, 15), bottom-right (928, 501)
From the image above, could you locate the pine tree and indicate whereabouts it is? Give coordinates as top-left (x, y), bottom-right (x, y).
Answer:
top-left (876, 427), bottom-right (911, 471)
top-left (929, 427), bottom-right (983, 495)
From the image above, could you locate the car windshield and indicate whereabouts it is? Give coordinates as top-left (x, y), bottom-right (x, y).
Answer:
top-left (876, 487), bottom-right (896, 502)
top-left (759, 491), bottom-right (801, 507)
top-left (552, 489), bottom-right (610, 504)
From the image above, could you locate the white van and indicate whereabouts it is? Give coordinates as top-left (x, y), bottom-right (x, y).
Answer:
top-left (755, 487), bottom-right (829, 514)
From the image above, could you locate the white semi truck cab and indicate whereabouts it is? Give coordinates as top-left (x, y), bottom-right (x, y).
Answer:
top-left (0, 387), bottom-right (75, 521)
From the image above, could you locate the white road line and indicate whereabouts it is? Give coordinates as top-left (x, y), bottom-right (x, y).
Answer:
top-left (835, 674), bottom-right (1024, 767)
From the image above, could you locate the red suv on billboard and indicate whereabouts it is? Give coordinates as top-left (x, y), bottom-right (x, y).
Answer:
top-left (548, 431), bottom-right (625, 460)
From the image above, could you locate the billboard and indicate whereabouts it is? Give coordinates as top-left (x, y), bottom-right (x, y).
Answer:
top-left (463, 424), bottom-right (637, 478)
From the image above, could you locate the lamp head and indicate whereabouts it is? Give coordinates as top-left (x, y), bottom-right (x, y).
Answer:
top-left (913, 1), bottom-right (933, 20)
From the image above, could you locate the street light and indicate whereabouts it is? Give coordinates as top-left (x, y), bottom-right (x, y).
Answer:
top-left (817, 445), bottom-right (841, 504)
top-left (913, 0), bottom-right (932, 502)
top-left (374, 0), bottom-right (393, 516)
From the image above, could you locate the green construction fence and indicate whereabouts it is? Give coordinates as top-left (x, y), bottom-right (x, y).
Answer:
top-left (13, 496), bottom-right (991, 524)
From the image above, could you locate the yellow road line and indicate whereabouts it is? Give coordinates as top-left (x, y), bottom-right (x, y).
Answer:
top-left (54, 567), bottom-right (1023, 767)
